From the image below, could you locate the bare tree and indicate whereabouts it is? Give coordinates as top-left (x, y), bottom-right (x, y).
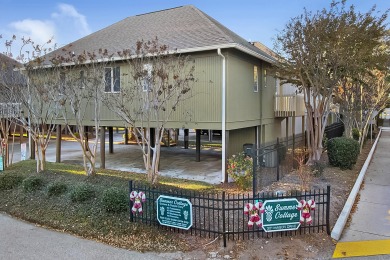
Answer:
top-left (51, 49), bottom-right (112, 176)
top-left (275, 0), bottom-right (388, 162)
top-left (103, 38), bottom-right (195, 184)
top-left (2, 36), bottom-right (60, 172)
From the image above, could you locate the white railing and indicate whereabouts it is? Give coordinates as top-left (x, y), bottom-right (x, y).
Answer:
top-left (274, 94), bottom-right (305, 117)
top-left (0, 103), bottom-right (22, 118)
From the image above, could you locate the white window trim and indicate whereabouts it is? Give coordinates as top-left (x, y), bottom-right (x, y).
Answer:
top-left (104, 67), bottom-right (120, 93)
top-left (142, 64), bottom-right (152, 92)
top-left (253, 65), bottom-right (259, 92)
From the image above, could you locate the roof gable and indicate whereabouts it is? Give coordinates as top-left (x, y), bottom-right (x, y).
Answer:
top-left (48, 5), bottom-right (275, 63)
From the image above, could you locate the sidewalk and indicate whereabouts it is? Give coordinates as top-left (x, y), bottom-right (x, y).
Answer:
top-left (0, 213), bottom-right (183, 260)
top-left (333, 128), bottom-right (390, 258)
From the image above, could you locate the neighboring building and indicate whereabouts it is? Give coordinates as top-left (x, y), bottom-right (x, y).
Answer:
top-left (42, 5), bottom-right (305, 182)
top-left (0, 54), bottom-right (23, 119)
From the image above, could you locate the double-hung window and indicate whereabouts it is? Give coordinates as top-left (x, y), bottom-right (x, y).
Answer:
top-left (59, 72), bottom-right (66, 94)
top-left (79, 70), bottom-right (85, 89)
top-left (105, 67), bottom-right (120, 92)
top-left (253, 66), bottom-right (259, 92)
top-left (142, 64), bottom-right (152, 92)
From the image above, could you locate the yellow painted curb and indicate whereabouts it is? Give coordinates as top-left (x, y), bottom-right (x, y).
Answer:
top-left (333, 240), bottom-right (390, 258)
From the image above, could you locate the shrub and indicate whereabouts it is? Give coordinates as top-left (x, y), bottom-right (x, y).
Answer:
top-left (0, 174), bottom-right (24, 190)
top-left (70, 184), bottom-right (95, 202)
top-left (102, 187), bottom-right (128, 213)
top-left (22, 176), bottom-right (44, 192)
top-left (227, 152), bottom-right (253, 190)
top-left (47, 181), bottom-right (68, 197)
top-left (311, 161), bottom-right (325, 177)
top-left (327, 137), bottom-right (360, 170)
top-left (352, 128), bottom-right (360, 141)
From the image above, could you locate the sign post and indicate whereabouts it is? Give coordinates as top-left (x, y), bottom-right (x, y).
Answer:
top-left (157, 195), bottom-right (193, 230)
top-left (262, 198), bottom-right (301, 232)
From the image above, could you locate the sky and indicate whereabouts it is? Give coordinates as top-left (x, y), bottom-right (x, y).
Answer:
top-left (0, 0), bottom-right (389, 55)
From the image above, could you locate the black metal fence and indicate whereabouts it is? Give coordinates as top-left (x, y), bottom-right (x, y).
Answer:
top-left (129, 181), bottom-right (331, 247)
top-left (252, 122), bottom-right (345, 194)
top-left (252, 134), bottom-right (306, 194)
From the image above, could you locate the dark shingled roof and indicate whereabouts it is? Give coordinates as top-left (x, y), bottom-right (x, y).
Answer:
top-left (48, 5), bottom-right (275, 63)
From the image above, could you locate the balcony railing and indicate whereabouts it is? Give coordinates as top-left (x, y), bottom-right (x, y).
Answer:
top-left (274, 94), bottom-right (305, 117)
top-left (0, 103), bottom-right (22, 118)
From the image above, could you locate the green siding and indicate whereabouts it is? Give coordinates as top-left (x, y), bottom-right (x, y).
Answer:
top-left (227, 127), bottom-right (256, 157)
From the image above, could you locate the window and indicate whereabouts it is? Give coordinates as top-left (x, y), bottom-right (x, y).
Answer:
top-left (263, 69), bottom-right (267, 88)
top-left (60, 72), bottom-right (66, 94)
top-left (142, 64), bottom-right (152, 92)
top-left (105, 67), bottom-right (120, 92)
top-left (79, 70), bottom-right (85, 89)
top-left (253, 66), bottom-right (258, 92)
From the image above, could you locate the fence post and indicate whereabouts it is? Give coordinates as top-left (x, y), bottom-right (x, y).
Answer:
top-left (129, 180), bottom-right (134, 222)
top-left (276, 137), bottom-right (280, 181)
top-left (326, 185), bottom-right (331, 235)
top-left (292, 134), bottom-right (295, 169)
top-left (222, 191), bottom-right (227, 247)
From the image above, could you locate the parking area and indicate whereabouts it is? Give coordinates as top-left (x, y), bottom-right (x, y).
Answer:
top-left (6, 129), bottom-right (223, 184)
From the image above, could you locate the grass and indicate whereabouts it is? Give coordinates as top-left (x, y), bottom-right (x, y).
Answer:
top-left (0, 160), bottom-right (215, 252)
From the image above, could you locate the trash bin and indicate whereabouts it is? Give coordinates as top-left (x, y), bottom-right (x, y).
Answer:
top-left (243, 143), bottom-right (254, 157)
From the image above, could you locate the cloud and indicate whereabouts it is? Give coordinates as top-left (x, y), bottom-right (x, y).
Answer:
top-left (52, 3), bottom-right (91, 36)
top-left (3, 3), bottom-right (90, 55)
top-left (9, 19), bottom-right (55, 45)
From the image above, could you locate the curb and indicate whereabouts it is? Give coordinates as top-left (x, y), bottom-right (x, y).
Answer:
top-left (330, 127), bottom-right (383, 241)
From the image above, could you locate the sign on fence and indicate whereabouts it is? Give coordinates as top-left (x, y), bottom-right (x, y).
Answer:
top-left (157, 195), bottom-right (193, 230)
top-left (21, 143), bottom-right (27, 161)
top-left (0, 156), bottom-right (3, 171)
top-left (262, 198), bottom-right (301, 232)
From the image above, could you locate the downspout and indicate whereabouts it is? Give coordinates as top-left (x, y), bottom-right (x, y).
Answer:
top-left (217, 48), bottom-right (226, 183)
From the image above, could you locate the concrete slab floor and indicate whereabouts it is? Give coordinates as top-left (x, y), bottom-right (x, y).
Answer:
top-left (6, 131), bottom-right (224, 184)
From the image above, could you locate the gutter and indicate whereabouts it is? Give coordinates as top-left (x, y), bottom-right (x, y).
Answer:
top-left (27, 43), bottom-right (276, 70)
top-left (217, 48), bottom-right (226, 183)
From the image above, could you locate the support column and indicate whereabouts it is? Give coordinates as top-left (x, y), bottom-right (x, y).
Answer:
top-left (100, 126), bottom-right (106, 169)
top-left (108, 126), bottom-right (113, 154)
top-left (292, 117), bottom-right (296, 137)
top-left (30, 137), bottom-right (35, 160)
top-left (286, 117), bottom-right (289, 147)
top-left (84, 125), bottom-right (89, 151)
top-left (19, 124), bottom-right (23, 144)
top-left (167, 129), bottom-right (170, 147)
top-left (184, 129), bottom-right (189, 149)
top-left (196, 129), bottom-right (201, 162)
top-left (124, 128), bottom-right (129, 145)
top-left (150, 128), bottom-right (155, 158)
top-left (56, 125), bottom-right (61, 163)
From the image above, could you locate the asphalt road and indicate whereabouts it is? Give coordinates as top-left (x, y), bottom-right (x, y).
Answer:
top-left (0, 213), bottom-right (182, 260)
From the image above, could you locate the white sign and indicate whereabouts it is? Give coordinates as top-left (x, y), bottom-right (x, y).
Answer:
top-left (21, 143), bottom-right (27, 161)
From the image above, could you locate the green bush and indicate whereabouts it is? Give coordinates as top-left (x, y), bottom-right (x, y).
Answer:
top-left (47, 181), bottom-right (68, 197)
top-left (352, 128), bottom-right (360, 141)
top-left (227, 152), bottom-right (253, 190)
top-left (22, 176), bottom-right (44, 192)
top-left (102, 187), bottom-right (128, 213)
top-left (0, 174), bottom-right (24, 190)
top-left (70, 184), bottom-right (95, 202)
top-left (327, 137), bottom-right (360, 170)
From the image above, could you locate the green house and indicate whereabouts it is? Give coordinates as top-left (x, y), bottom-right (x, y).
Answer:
top-left (39, 5), bottom-right (306, 182)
